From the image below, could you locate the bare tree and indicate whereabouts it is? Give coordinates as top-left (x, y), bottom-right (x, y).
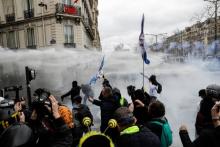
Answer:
top-left (190, 3), bottom-right (220, 23)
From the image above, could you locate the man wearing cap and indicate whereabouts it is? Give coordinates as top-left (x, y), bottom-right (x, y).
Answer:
top-left (114, 107), bottom-right (160, 147)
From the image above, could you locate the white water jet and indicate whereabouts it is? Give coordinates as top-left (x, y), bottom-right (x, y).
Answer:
top-left (0, 47), bottom-right (220, 146)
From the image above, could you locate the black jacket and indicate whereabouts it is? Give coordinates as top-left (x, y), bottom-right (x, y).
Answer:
top-left (93, 98), bottom-right (118, 132)
top-left (116, 126), bottom-right (161, 147)
top-left (133, 106), bottom-right (149, 125)
top-left (61, 86), bottom-right (81, 102)
top-left (30, 117), bottom-right (73, 147)
top-left (92, 98), bottom-right (119, 141)
top-left (72, 104), bottom-right (93, 147)
top-left (195, 99), bottom-right (215, 135)
top-left (179, 126), bottom-right (220, 147)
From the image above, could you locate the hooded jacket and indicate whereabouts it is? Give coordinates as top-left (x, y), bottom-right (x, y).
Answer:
top-left (116, 125), bottom-right (160, 147)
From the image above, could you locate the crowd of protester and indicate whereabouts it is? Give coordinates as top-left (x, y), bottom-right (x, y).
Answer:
top-left (0, 75), bottom-right (220, 147)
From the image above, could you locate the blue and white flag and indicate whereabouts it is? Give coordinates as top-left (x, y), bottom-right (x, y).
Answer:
top-left (89, 56), bottom-right (105, 85)
top-left (98, 56), bottom-right (105, 71)
top-left (89, 75), bottom-right (98, 85)
top-left (139, 14), bottom-right (150, 64)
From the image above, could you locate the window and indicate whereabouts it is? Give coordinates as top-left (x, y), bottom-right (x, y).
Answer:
top-left (24, 0), bottom-right (34, 18)
top-left (3, 0), bottom-right (14, 14)
top-left (27, 28), bottom-right (35, 48)
top-left (7, 31), bottom-right (17, 49)
top-left (63, 0), bottom-right (72, 5)
top-left (25, 0), bottom-right (33, 10)
top-left (64, 25), bottom-right (74, 43)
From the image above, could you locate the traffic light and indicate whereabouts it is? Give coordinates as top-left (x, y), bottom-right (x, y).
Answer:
top-left (25, 66), bottom-right (36, 108)
top-left (25, 66), bottom-right (36, 83)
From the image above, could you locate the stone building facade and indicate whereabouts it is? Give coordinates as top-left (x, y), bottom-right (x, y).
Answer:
top-left (0, 0), bottom-right (101, 50)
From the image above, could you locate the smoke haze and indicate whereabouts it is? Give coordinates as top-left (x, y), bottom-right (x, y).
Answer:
top-left (0, 47), bottom-right (220, 146)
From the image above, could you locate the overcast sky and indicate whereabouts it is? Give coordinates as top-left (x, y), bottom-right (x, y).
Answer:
top-left (98, 0), bottom-right (208, 50)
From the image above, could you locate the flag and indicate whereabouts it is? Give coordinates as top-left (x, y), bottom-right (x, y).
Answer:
top-left (89, 75), bottom-right (98, 85)
top-left (139, 14), bottom-right (150, 64)
top-left (89, 56), bottom-right (105, 85)
top-left (89, 70), bottom-right (103, 85)
top-left (98, 56), bottom-right (105, 71)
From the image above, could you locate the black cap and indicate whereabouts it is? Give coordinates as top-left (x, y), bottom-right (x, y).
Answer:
top-left (134, 89), bottom-right (145, 102)
top-left (72, 81), bottom-right (78, 87)
top-left (149, 75), bottom-right (156, 82)
top-left (73, 95), bottom-right (82, 101)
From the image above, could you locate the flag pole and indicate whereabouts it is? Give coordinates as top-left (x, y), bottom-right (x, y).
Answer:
top-left (143, 59), bottom-right (145, 90)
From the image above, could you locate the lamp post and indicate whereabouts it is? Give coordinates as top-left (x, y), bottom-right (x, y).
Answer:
top-left (179, 31), bottom-right (183, 57)
top-left (145, 33), bottom-right (167, 51)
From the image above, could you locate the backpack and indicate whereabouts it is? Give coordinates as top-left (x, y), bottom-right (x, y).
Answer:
top-left (157, 83), bottom-right (162, 94)
top-left (150, 119), bottom-right (172, 147)
top-left (73, 104), bottom-right (93, 128)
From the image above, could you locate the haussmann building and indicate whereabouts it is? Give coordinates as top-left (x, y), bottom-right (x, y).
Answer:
top-left (0, 0), bottom-right (101, 50)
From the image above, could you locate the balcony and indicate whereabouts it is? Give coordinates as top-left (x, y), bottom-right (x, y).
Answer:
top-left (27, 45), bottom-right (37, 49)
top-left (56, 3), bottom-right (81, 17)
top-left (24, 9), bottom-right (34, 19)
top-left (64, 43), bottom-right (76, 48)
top-left (5, 13), bottom-right (15, 23)
top-left (84, 18), bottom-right (94, 39)
top-left (84, 18), bottom-right (93, 29)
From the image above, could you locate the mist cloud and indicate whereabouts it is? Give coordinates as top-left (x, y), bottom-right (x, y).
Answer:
top-left (99, 0), bottom-right (206, 50)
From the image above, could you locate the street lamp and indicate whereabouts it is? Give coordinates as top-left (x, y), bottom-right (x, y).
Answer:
top-left (145, 33), bottom-right (167, 45)
top-left (145, 33), bottom-right (167, 51)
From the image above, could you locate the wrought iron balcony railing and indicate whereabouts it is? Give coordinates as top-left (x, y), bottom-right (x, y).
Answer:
top-left (24, 9), bottom-right (34, 19)
top-left (84, 18), bottom-right (92, 28)
top-left (56, 3), bottom-right (81, 16)
top-left (64, 42), bottom-right (76, 48)
top-left (5, 13), bottom-right (15, 23)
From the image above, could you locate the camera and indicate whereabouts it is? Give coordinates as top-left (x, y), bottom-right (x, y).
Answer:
top-left (206, 84), bottom-right (220, 100)
top-left (25, 66), bottom-right (36, 82)
top-left (32, 88), bottom-right (52, 119)
top-left (127, 85), bottom-right (136, 97)
top-left (1, 85), bottom-right (23, 102)
top-left (4, 86), bottom-right (22, 92)
top-left (0, 98), bottom-right (14, 108)
top-left (33, 88), bottom-right (51, 106)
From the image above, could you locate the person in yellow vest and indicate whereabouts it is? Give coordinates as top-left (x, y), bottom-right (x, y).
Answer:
top-left (112, 87), bottom-right (129, 107)
top-left (0, 97), bottom-right (23, 134)
top-left (114, 107), bottom-right (160, 147)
